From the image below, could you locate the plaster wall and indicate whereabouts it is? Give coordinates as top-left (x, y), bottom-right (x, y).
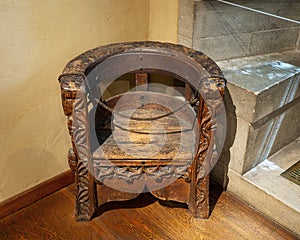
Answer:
top-left (0, 0), bottom-right (151, 202)
top-left (149, 0), bottom-right (178, 43)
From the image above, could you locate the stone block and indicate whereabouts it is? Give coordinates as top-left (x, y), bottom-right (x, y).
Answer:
top-left (225, 1), bottom-right (300, 22)
top-left (218, 54), bottom-right (300, 123)
top-left (218, 52), bottom-right (300, 173)
top-left (178, 35), bottom-right (192, 48)
top-left (193, 33), bottom-right (251, 61)
top-left (227, 116), bottom-right (250, 173)
top-left (225, 113), bottom-right (287, 173)
top-left (178, 0), bottom-right (194, 24)
top-left (220, 11), bottom-right (297, 34)
top-left (194, 0), bottom-right (298, 35)
top-left (249, 27), bottom-right (299, 55)
top-left (194, 1), bottom-right (237, 14)
top-left (275, 50), bottom-right (300, 69)
top-left (178, 21), bottom-right (193, 40)
top-left (193, 1), bottom-right (300, 59)
top-left (178, 0), bottom-right (194, 45)
top-left (224, 82), bottom-right (256, 124)
top-left (227, 168), bottom-right (300, 237)
top-left (193, 12), bottom-right (232, 38)
top-left (269, 137), bottom-right (300, 169)
top-left (269, 100), bottom-right (300, 155)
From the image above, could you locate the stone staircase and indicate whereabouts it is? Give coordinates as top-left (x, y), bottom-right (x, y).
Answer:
top-left (216, 51), bottom-right (300, 236)
top-left (177, 0), bottom-right (300, 236)
top-left (238, 137), bottom-right (300, 236)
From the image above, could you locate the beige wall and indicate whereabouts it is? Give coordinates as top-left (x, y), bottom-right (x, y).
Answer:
top-left (0, 0), bottom-right (150, 202)
top-left (149, 0), bottom-right (178, 43)
top-left (0, 0), bottom-right (178, 203)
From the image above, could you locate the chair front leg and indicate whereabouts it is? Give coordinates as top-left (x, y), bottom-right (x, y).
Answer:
top-left (75, 162), bottom-right (95, 221)
top-left (195, 172), bottom-right (210, 218)
top-left (60, 74), bottom-right (96, 221)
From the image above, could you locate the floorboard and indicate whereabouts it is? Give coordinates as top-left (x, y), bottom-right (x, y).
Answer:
top-left (0, 184), bottom-right (298, 240)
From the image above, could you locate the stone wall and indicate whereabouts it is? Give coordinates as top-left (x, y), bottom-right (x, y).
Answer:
top-left (188, 0), bottom-right (300, 60)
top-left (178, 1), bottom-right (300, 186)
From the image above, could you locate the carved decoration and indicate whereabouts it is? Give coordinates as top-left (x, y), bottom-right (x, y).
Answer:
top-left (60, 75), bottom-right (95, 221)
top-left (95, 164), bottom-right (191, 183)
top-left (68, 148), bottom-right (77, 172)
top-left (193, 95), bottom-right (221, 217)
top-left (58, 41), bottom-right (226, 221)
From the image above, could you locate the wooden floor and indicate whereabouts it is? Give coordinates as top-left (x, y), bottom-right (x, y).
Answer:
top-left (0, 184), bottom-right (298, 240)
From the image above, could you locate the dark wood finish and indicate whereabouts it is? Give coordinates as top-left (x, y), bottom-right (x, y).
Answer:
top-left (0, 170), bottom-right (74, 220)
top-left (58, 41), bottom-right (226, 221)
top-left (0, 184), bottom-right (298, 240)
top-left (135, 73), bottom-right (148, 91)
top-left (185, 82), bottom-right (192, 101)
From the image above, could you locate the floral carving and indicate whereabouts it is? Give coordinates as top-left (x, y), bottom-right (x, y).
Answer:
top-left (95, 164), bottom-right (191, 183)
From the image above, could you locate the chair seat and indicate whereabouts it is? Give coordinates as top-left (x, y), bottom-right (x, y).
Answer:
top-left (93, 107), bottom-right (197, 163)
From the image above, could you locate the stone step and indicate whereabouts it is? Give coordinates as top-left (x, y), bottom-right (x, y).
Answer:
top-left (191, 0), bottom-right (300, 61)
top-left (216, 51), bottom-right (300, 175)
top-left (188, 1), bottom-right (300, 236)
top-left (227, 137), bottom-right (300, 237)
top-left (211, 51), bottom-right (300, 236)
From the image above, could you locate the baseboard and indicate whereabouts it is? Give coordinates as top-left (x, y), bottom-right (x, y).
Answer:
top-left (0, 170), bottom-right (74, 219)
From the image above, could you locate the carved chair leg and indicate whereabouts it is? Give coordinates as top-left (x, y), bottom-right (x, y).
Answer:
top-left (68, 148), bottom-right (77, 172)
top-left (196, 174), bottom-right (210, 218)
top-left (87, 174), bottom-right (97, 218)
top-left (66, 148), bottom-right (94, 221)
top-left (74, 162), bottom-right (94, 221)
top-left (189, 170), bottom-right (210, 218)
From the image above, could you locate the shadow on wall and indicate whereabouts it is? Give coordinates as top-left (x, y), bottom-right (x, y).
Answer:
top-left (211, 87), bottom-right (237, 190)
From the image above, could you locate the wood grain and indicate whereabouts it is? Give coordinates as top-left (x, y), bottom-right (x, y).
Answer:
top-left (0, 183), bottom-right (298, 240)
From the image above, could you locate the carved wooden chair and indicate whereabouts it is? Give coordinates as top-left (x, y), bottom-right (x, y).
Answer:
top-left (58, 42), bottom-right (226, 221)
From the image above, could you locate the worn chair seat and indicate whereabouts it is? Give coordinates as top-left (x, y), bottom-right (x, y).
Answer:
top-left (93, 91), bottom-right (197, 162)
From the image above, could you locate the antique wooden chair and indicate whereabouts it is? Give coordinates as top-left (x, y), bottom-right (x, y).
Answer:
top-left (58, 42), bottom-right (226, 221)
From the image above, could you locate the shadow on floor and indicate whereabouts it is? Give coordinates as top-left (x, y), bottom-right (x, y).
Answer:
top-left (93, 182), bottom-right (223, 218)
